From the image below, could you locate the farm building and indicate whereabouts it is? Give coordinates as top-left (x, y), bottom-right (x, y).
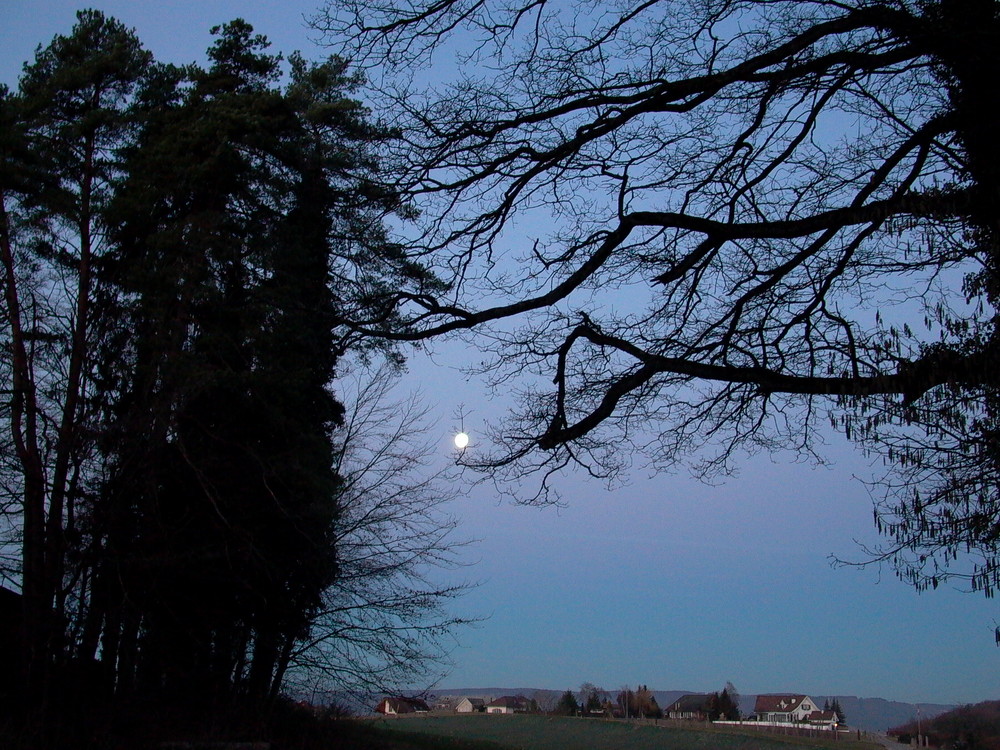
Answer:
top-left (666, 694), bottom-right (713, 720)
top-left (376, 696), bottom-right (430, 715)
top-left (456, 697), bottom-right (486, 713)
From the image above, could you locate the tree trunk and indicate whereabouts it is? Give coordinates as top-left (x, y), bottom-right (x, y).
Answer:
top-left (1, 189), bottom-right (53, 703)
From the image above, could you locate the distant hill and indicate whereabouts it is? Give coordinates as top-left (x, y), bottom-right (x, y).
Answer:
top-left (429, 687), bottom-right (956, 732)
top-left (804, 696), bottom-right (955, 733)
top-left (432, 687), bottom-right (696, 710)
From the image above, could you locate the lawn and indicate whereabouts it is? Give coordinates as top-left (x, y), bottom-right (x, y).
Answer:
top-left (371, 715), bottom-right (883, 750)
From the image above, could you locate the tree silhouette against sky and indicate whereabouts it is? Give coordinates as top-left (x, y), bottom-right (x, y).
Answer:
top-left (318, 0), bottom-right (1000, 618)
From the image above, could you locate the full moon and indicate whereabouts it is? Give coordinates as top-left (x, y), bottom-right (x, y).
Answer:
top-left (454, 432), bottom-right (470, 450)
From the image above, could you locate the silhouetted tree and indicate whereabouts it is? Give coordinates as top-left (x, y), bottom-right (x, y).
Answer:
top-left (96, 19), bottom-right (428, 710)
top-left (2, 13), bottom-right (444, 739)
top-left (636, 685), bottom-right (662, 719)
top-left (726, 682), bottom-right (742, 719)
top-left (533, 690), bottom-right (556, 713)
top-left (317, 0), bottom-right (1000, 631)
top-left (891, 700), bottom-right (1000, 749)
top-left (831, 698), bottom-right (846, 724)
top-left (617, 684), bottom-right (661, 719)
top-left (0, 9), bottom-right (151, 715)
top-left (282, 362), bottom-right (475, 701)
top-left (579, 682), bottom-right (604, 715)
top-left (100, 19), bottom-right (336, 710)
top-left (555, 689), bottom-right (579, 716)
top-left (617, 687), bottom-right (634, 718)
top-left (712, 687), bottom-right (740, 721)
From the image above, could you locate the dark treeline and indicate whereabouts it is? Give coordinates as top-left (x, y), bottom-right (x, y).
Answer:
top-left (0, 11), bottom-right (435, 745)
top-left (890, 700), bottom-right (1000, 749)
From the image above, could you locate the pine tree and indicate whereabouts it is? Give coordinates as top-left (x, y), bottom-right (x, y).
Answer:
top-left (99, 19), bottom-right (429, 711)
top-left (4, 12), bottom-right (440, 735)
top-left (1, 9), bottom-right (151, 714)
top-left (556, 690), bottom-right (579, 715)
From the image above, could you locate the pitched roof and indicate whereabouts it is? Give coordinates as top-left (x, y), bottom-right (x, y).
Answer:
top-left (807, 710), bottom-right (838, 723)
top-left (487, 695), bottom-right (530, 709)
top-left (754, 695), bottom-right (808, 713)
top-left (668, 694), bottom-right (713, 712)
top-left (381, 696), bottom-right (430, 713)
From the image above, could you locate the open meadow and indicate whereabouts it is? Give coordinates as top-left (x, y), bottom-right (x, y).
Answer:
top-left (371, 715), bottom-right (884, 750)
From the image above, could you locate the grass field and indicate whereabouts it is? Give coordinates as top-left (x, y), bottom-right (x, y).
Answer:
top-left (371, 715), bottom-right (884, 750)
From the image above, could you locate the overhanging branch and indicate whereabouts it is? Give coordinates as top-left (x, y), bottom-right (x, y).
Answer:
top-left (538, 324), bottom-right (997, 448)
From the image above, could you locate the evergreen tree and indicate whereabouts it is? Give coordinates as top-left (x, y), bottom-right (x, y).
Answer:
top-left (3, 12), bottom-right (443, 739)
top-left (555, 690), bottom-right (579, 716)
top-left (714, 687), bottom-right (740, 721)
top-left (99, 20), bottom-right (421, 710)
top-left (1, 9), bottom-right (151, 714)
top-left (831, 698), bottom-right (846, 724)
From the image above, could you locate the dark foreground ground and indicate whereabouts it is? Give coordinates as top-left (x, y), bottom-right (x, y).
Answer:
top-left (0, 702), bottom-right (885, 750)
top-left (366, 715), bottom-right (883, 750)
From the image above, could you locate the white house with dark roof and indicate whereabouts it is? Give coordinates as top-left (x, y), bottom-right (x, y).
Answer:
top-left (753, 695), bottom-right (837, 727)
top-left (486, 695), bottom-right (530, 714)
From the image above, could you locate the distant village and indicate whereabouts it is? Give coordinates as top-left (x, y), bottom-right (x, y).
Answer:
top-left (375, 691), bottom-right (846, 731)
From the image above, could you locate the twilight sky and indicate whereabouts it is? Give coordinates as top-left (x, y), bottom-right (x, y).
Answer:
top-left (3, 0), bottom-right (998, 707)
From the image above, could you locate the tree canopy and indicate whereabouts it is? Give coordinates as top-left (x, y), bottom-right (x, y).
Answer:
top-left (316, 0), bottom-right (1000, 617)
top-left (1, 11), bottom-right (455, 740)
top-left (556, 689), bottom-right (580, 716)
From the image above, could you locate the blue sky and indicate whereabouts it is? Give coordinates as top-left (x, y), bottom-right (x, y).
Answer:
top-left (2, 0), bottom-right (998, 706)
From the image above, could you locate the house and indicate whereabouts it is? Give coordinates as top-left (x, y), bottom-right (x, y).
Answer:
top-left (486, 695), bottom-right (531, 714)
top-left (456, 697), bottom-right (486, 713)
top-left (375, 696), bottom-right (431, 715)
top-left (754, 695), bottom-right (822, 723)
top-left (805, 710), bottom-right (839, 728)
top-left (433, 696), bottom-right (459, 711)
top-left (666, 694), bottom-right (713, 720)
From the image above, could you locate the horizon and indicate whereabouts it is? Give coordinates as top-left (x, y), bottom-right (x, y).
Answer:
top-left (428, 684), bottom-right (961, 706)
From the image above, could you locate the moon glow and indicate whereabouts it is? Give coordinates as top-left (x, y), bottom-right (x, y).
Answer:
top-left (454, 432), bottom-right (470, 449)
